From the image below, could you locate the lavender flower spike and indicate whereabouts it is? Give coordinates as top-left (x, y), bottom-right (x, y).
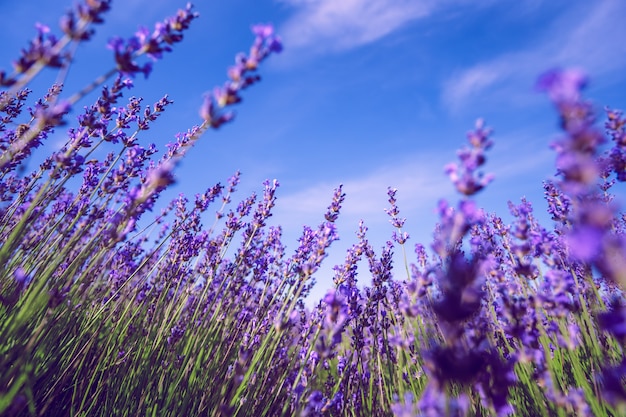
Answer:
top-left (445, 119), bottom-right (495, 196)
top-left (536, 67), bottom-right (587, 105)
top-left (199, 23), bottom-right (282, 129)
top-left (107, 3), bottom-right (199, 78)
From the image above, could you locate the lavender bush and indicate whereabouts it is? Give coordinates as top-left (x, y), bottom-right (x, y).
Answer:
top-left (1, 2), bottom-right (625, 416)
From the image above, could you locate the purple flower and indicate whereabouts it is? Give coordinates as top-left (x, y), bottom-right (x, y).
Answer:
top-left (536, 68), bottom-right (587, 104)
top-left (249, 24), bottom-right (283, 62)
top-left (300, 390), bottom-right (325, 416)
top-left (324, 184), bottom-right (345, 222)
top-left (432, 198), bottom-right (484, 257)
top-left (391, 392), bottom-right (419, 417)
top-left (432, 251), bottom-right (485, 323)
top-left (35, 99), bottom-right (71, 127)
top-left (555, 152), bottom-right (599, 191)
top-left (418, 383), bottom-right (471, 417)
top-left (323, 288), bottom-right (348, 326)
top-left (107, 37), bottom-right (152, 78)
top-left (60, 0), bottom-right (111, 41)
top-left (445, 119), bottom-right (495, 196)
top-left (251, 24), bottom-right (275, 39)
top-left (199, 23), bottom-right (282, 128)
top-left (76, 0), bottom-right (111, 25)
top-left (598, 297), bottom-right (626, 342)
top-left (13, 267), bottom-right (31, 289)
top-left (604, 107), bottom-right (626, 182)
top-left (385, 187), bottom-right (410, 245)
top-left (0, 2), bottom-right (107, 90)
top-left (13, 23), bottom-right (63, 73)
top-left (539, 69), bottom-right (626, 288)
top-left (107, 3), bottom-right (198, 78)
top-left (597, 357), bottom-right (626, 409)
top-left (543, 180), bottom-right (572, 224)
top-left (566, 224), bottom-right (605, 261)
top-left (0, 85), bottom-right (69, 172)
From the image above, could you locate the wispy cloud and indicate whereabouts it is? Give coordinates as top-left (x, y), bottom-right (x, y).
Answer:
top-left (442, 65), bottom-right (505, 111)
top-left (272, 125), bottom-right (558, 243)
top-left (273, 152), bottom-right (453, 229)
top-left (277, 0), bottom-right (443, 53)
top-left (442, 1), bottom-right (626, 111)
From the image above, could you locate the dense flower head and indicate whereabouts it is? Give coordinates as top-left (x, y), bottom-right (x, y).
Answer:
top-left (61, 0), bottom-right (112, 40)
top-left (0, 1), bottom-right (112, 91)
top-left (597, 358), bottom-right (626, 410)
top-left (431, 250), bottom-right (485, 323)
top-left (13, 23), bottom-right (64, 74)
top-left (333, 225), bottom-right (368, 288)
top-left (0, 88), bottom-right (31, 129)
top-left (444, 118), bottom-right (495, 196)
top-left (0, 84), bottom-right (67, 172)
top-left (385, 187), bottom-right (410, 245)
top-left (597, 296), bottom-right (626, 342)
top-left (543, 179), bottom-right (572, 224)
top-left (391, 392), bottom-right (419, 417)
top-left (323, 288), bottom-right (348, 327)
top-left (536, 68), bottom-right (587, 105)
top-left (107, 3), bottom-right (198, 77)
top-left (199, 23), bottom-right (282, 128)
top-left (605, 107), bottom-right (626, 182)
top-left (432, 198), bottom-right (485, 258)
top-left (324, 184), bottom-right (345, 222)
top-left (418, 386), bottom-right (471, 417)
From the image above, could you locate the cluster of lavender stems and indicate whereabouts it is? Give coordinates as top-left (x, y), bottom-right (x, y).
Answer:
top-left (1, 2), bottom-right (625, 416)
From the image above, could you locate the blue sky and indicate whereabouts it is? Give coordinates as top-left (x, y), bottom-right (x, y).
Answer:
top-left (2, 0), bottom-right (626, 301)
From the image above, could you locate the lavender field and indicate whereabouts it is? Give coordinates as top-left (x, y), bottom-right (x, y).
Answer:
top-left (1, 1), bottom-right (625, 416)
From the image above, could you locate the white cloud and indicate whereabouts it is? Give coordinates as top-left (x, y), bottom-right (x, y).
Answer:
top-left (277, 0), bottom-right (439, 52)
top-left (273, 152), bottom-right (453, 228)
top-left (553, 1), bottom-right (626, 72)
top-left (442, 1), bottom-right (626, 110)
top-left (271, 126), bottom-right (558, 245)
top-left (442, 65), bottom-right (504, 111)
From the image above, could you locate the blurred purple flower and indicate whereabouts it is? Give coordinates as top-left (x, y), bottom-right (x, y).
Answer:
top-left (598, 297), bottom-right (626, 342)
top-left (597, 357), bottom-right (626, 409)
top-left (14, 267), bottom-right (31, 289)
top-left (604, 107), bottom-right (626, 182)
top-left (300, 390), bottom-right (325, 416)
top-left (418, 384), bottom-right (471, 417)
top-left (60, 0), bottom-right (111, 41)
top-left (13, 23), bottom-right (64, 74)
top-left (432, 199), bottom-right (484, 258)
top-left (432, 251), bottom-right (485, 324)
top-left (536, 68), bottom-right (587, 104)
top-left (107, 37), bottom-right (152, 78)
top-left (566, 224), bottom-right (604, 261)
top-left (391, 392), bottom-right (418, 417)
top-left (445, 119), bottom-right (495, 196)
